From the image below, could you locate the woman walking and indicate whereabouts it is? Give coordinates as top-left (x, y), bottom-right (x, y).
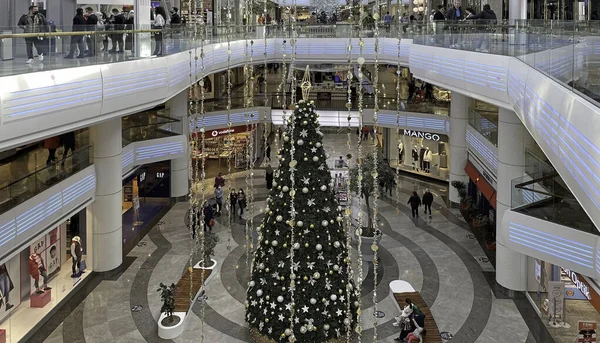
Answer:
top-left (237, 189), bottom-right (247, 219)
top-left (265, 164), bottom-right (274, 189)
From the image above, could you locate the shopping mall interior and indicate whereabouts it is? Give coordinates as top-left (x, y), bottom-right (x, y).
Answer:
top-left (1, 0), bottom-right (600, 342)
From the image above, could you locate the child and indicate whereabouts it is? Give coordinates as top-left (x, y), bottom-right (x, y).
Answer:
top-left (406, 318), bottom-right (426, 343)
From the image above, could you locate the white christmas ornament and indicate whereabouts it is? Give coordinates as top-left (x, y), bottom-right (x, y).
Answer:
top-left (312, 156), bottom-right (319, 162)
top-left (293, 243), bottom-right (301, 249)
top-left (297, 139), bottom-right (304, 145)
top-left (277, 296), bottom-right (284, 302)
top-left (316, 244), bottom-right (323, 251)
top-left (282, 186), bottom-right (289, 192)
top-left (322, 220), bottom-right (329, 227)
top-left (285, 329), bottom-right (292, 336)
top-left (336, 216), bottom-right (343, 222)
top-left (334, 241), bottom-right (341, 248)
top-left (316, 142), bottom-right (322, 148)
top-left (357, 57), bottom-right (365, 65)
top-left (302, 187), bottom-right (309, 193)
top-left (330, 294), bottom-right (337, 301)
top-left (276, 215), bottom-right (283, 222)
top-left (257, 290), bottom-right (263, 296)
top-left (249, 280), bottom-right (256, 287)
top-left (284, 136), bottom-right (290, 142)
top-left (320, 185), bottom-right (327, 191)
top-left (297, 221), bottom-right (303, 227)
top-left (324, 324), bottom-right (330, 330)
top-left (310, 298), bottom-right (317, 304)
top-left (300, 326), bottom-right (307, 334)
top-left (271, 240), bottom-right (278, 247)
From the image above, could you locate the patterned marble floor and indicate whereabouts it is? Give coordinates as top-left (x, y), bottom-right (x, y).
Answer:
top-left (36, 133), bottom-right (542, 343)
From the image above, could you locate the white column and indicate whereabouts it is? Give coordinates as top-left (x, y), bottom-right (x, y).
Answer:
top-left (496, 107), bottom-right (527, 291)
top-left (90, 118), bottom-right (123, 272)
top-left (169, 91), bottom-right (190, 199)
top-left (135, 0), bottom-right (152, 57)
top-left (509, 0), bottom-right (527, 24)
top-left (449, 92), bottom-right (469, 204)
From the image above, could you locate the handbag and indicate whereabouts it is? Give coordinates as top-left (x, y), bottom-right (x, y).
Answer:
top-left (209, 219), bottom-right (215, 227)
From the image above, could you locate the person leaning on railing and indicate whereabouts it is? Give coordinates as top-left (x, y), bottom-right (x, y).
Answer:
top-left (17, 5), bottom-right (48, 64)
top-left (64, 8), bottom-right (86, 59)
top-left (464, 4), bottom-right (497, 53)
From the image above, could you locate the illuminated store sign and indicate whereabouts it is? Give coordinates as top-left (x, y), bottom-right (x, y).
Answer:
top-left (562, 268), bottom-right (591, 300)
top-left (403, 129), bottom-right (441, 141)
top-left (212, 128), bottom-right (235, 137)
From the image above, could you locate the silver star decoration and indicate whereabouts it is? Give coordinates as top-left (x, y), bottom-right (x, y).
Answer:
top-left (299, 129), bottom-right (308, 138)
top-left (302, 305), bottom-right (309, 313)
top-left (260, 278), bottom-right (267, 285)
top-left (278, 191), bottom-right (284, 198)
top-left (268, 248), bottom-right (274, 255)
top-left (263, 308), bottom-right (268, 315)
top-left (285, 303), bottom-right (292, 311)
top-left (260, 298), bottom-right (264, 304)
top-left (295, 317), bottom-right (300, 324)
top-left (268, 327), bottom-right (273, 334)
top-left (275, 229), bottom-right (280, 235)
top-left (325, 280), bottom-right (332, 290)
top-left (304, 228), bottom-right (310, 234)
top-left (318, 164), bottom-right (325, 170)
top-left (251, 300), bottom-right (257, 306)
top-left (270, 302), bottom-right (277, 309)
top-left (326, 260), bottom-right (333, 268)
top-left (322, 309), bottom-right (329, 316)
top-left (302, 177), bottom-right (310, 185)
top-left (292, 261), bottom-right (300, 271)
top-left (311, 147), bottom-right (317, 153)
top-left (336, 309), bottom-right (343, 316)
top-left (335, 328), bottom-right (341, 337)
top-left (340, 295), bottom-right (345, 301)
top-left (279, 314), bottom-right (285, 321)
top-left (308, 277), bottom-right (316, 286)
top-left (307, 261), bottom-right (315, 270)
top-left (318, 252), bottom-right (324, 260)
top-left (278, 261), bottom-right (285, 268)
top-left (307, 199), bottom-right (315, 207)
top-left (324, 300), bottom-right (330, 307)
top-left (259, 322), bottom-right (264, 331)
top-left (272, 271), bottom-right (280, 279)
top-left (323, 206), bottom-right (330, 213)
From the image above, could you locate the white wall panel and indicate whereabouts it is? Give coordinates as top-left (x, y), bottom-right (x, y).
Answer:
top-left (100, 58), bottom-right (169, 115)
top-left (133, 135), bottom-right (187, 165)
top-left (0, 165), bottom-right (95, 262)
top-left (502, 210), bottom-right (599, 279)
top-left (122, 144), bottom-right (135, 175)
top-left (167, 52), bottom-right (194, 98)
top-left (466, 126), bottom-right (499, 172)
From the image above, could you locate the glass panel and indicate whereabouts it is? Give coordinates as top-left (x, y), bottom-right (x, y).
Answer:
top-left (0, 145), bottom-right (91, 215)
top-left (122, 110), bottom-right (180, 145)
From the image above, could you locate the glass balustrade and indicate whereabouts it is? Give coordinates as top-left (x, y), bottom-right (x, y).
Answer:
top-left (122, 110), bottom-right (180, 146)
top-left (0, 145), bottom-right (92, 215)
top-left (468, 108), bottom-right (498, 146)
top-left (511, 170), bottom-right (596, 234)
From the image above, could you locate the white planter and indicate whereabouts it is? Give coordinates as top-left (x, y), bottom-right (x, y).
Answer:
top-left (158, 312), bottom-right (186, 339)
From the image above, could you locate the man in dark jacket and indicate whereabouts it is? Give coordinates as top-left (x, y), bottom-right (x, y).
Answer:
top-left (109, 8), bottom-right (124, 53)
top-left (203, 202), bottom-right (214, 233)
top-left (466, 4), bottom-right (497, 52)
top-left (446, 0), bottom-right (464, 48)
top-left (18, 5), bottom-right (48, 64)
top-left (84, 7), bottom-right (98, 56)
top-left (422, 189), bottom-right (434, 218)
top-left (432, 5), bottom-right (445, 45)
top-left (65, 9), bottom-right (86, 58)
top-left (170, 7), bottom-right (181, 25)
top-left (407, 191), bottom-right (422, 218)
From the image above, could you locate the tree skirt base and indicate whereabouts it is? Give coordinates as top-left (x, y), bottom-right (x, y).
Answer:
top-left (249, 328), bottom-right (348, 343)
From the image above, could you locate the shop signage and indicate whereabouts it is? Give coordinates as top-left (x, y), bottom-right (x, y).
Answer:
top-left (156, 172), bottom-right (165, 178)
top-left (535, 259), bottom-right (541, 283)
top-left (402, 129), bottom-right (441, 141)
top-left (197, 125), bottom-right (251, 138)
top-left (212, 128), bottom-right (236, 137)
top-left (577, 320), bottom-right (597, 342)
top-left (563, 268), bottom-right (592, 300)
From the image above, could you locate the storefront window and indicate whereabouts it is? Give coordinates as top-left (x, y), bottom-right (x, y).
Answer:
top-left (386, 129), bottom-right (449, 181)
top-left (0, 211), bottom-right (89, 342)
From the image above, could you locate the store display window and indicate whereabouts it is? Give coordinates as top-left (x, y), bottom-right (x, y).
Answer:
top-left (387, 129), bottom-right (449, 181)
top-left (0, 211), bottom-right (89, 342)
top-left (191, 125), bottom-right (261, 177)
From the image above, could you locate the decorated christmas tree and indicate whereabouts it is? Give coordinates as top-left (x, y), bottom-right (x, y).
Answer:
top-left (245, 98), bottom-right (359, 342)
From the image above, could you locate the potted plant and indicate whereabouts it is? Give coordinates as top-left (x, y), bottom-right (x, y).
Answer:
top-left (473, 214), bottom-right (488, 229)
top-left (349, 153), bottom-right (394, 262)
top-left (198, 232), bottom-right (219, 269)
top-left (450, 180), bottom-right (468, 208)
top-left (157, 282), bottom-right (185, 339)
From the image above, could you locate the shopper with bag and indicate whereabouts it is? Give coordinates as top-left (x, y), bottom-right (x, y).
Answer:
top-left (203, 201), bottom-right (215, 233)
top-left (70, 236), bottom-right (84, 277)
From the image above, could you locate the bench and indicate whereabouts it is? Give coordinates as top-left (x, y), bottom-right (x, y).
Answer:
top-left (158, 261), bottom-right (216, 339)
top-left (389, 280), bottom-right (442, 343)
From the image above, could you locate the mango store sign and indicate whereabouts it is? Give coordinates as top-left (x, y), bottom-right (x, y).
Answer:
top-left (403, 129), bottom-right (441, 141)
top-left (562, 268), bottom-right (592, 300)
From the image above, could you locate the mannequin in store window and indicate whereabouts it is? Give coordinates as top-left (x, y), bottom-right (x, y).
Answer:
top-left (419, 145), bottom-right (426, 171)
top-left (411, 145), bottom-right (419, 171)
top-left (28, 253), bottom-right (52, 294)
top-left (423, 147), bottom-right (432, 173)
top-left (398, 142), bottom-right (404, 165)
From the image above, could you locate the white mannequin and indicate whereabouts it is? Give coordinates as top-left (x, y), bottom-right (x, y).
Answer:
top-left (423, 147), bottom-right (432, 173)
top-left (398, 142), bottom-right (404, 164)
top-left (411, 145), bottom-right (419, 170)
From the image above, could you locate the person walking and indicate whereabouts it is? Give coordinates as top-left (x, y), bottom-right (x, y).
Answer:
top-left (214, 185), bottom-right (224, 215)
top-left (153, 6), bottom-right (166, 56)
top-left (229, 189), bottom-right (238, 217)
top-left (203, 201), bottom-right (214, 233)
top-left (237, 189), bottom-right (247, 219)
top-left (18, 6), bottom-right (47, 64)
top-left (214, 172), bottom-right (226, 188)
top-left (265, 143), bottom-right (271, 162)
top-left (265, 164), bottom-right (274, 189)
top-left (83, 7), bottom-right (98, 57)
top-left (465, 4), bottom-right (497, 53)
top-left (446, 0), bottom-right (464, 48)
top-left (109, 8), bottom-right (124, 53)
top-left (64, 8), bottom-right (86, 59)
top-left (44, 136), bottom-right (61, 165)
top-left (422, 189), bottom-right (433, 218)
top-left (384, 11), bottom-right (392, 32)
top-left (407, 191), bottom-right (421, 218)
top-left (60, 131), bottom-right (76, 167)
top-left (70, 236), bottom-right (83, 277)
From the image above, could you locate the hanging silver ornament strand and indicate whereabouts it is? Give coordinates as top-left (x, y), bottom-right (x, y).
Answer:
top-left (395, 0), bottom-right (402, 215)
top-left (225, 0), bottom-right (234, 252)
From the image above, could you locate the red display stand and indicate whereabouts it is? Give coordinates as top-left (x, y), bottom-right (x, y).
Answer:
top-left (0, 329), bottom-right (6, 343)
top-left (30, 290), bottom-right (51, 308)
